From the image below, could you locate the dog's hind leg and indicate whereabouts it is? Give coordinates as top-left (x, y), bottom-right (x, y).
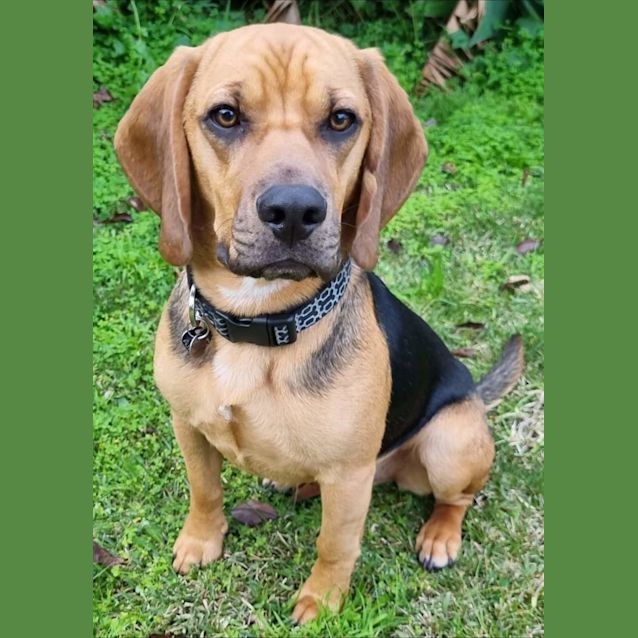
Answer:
top-left (409, 397), bottom-right (494, 571)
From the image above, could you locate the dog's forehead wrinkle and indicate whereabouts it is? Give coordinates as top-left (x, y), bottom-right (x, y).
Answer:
top-left (261, 44), bottom-right (317, 123)
top-left (196, 32), bottom-right (363, 127)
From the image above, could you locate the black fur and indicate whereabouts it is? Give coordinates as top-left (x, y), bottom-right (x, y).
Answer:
top-left (367, 273), bottom-right (476, 455)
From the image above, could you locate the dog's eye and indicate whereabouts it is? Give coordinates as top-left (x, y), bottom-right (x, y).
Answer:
top-left (209, 105), bottom-right (239, 128)
top-left (329, 110), bottom-right (355, 132)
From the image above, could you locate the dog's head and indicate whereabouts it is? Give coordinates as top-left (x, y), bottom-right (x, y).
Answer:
top-left (115, 24), bottom-right (427, 281)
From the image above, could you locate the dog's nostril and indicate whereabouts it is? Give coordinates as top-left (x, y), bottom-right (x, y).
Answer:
top-left (302, 207), bottom-right (323, 226)
top-left (262, 206), bottom-right (286, 225)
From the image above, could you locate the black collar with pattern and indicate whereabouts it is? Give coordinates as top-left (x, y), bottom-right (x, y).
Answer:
top-left (182, 260), bottom-right (352, 351)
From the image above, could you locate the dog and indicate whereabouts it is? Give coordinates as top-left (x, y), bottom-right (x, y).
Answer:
top-left (114, 23), bottom-right (524, 625)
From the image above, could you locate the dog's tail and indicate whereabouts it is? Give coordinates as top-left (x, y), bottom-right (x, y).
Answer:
top-left (476, 335), bottom-right (525, 410)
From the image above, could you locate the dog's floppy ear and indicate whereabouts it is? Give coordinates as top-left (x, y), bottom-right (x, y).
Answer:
top-left (114, 46), bottom-right (202, 266)
top-left (351, 49), bottom-right (428, 270)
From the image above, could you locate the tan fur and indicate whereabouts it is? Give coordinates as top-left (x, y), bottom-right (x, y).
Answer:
top-left (114, 23), bottom-right (508, 625)
top-left (154, 268), bottom-right (391, 618)
top-left (155, 268), bottom-right (390, 486)
top-left (375, 397), bottom-right (494, 569)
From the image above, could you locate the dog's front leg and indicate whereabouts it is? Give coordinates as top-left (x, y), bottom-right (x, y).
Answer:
top-left (171, 413), bottom-right (227, 574)
top-left (292, 463), bottom-right (376, 625)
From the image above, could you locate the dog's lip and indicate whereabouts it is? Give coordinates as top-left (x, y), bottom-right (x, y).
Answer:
top-left (216, 242), bottom-right (230, 266)
top-left (266, 258), bottom-right (310, 270)
top-left (260, 259), bottom-right (316, 280)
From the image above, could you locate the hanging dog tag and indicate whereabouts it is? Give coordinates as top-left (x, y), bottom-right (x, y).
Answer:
top-left (182, 282), bottom-right (211, 355)
top-left (181, 324), bottom-right (211, 355)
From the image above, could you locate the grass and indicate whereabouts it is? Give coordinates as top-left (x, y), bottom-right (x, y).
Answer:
top-left (93, 4), bottom-right (544, 636)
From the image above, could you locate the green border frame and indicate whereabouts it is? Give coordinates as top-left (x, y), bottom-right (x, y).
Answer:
top-left (550, 1), bottom-right (636, 636)
top-left (6, 0), bottom-right (637, 635)
top-left (2, 2), bottom-right (92, 636)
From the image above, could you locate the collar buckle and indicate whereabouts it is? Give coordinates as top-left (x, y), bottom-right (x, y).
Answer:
top-left (215, 310), bottom-right (298, 347)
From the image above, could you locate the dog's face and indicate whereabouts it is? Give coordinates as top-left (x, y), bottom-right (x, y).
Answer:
top-left (115, 24), bottom-right (427, 280)
top-left (184, 26), bottom-right (371, 281)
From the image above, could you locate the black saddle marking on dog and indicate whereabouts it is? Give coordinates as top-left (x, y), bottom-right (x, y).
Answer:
top-left (368, 273), bottom-right (475, 456)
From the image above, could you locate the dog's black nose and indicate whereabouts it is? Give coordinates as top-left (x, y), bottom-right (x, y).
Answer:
top-left (257, 184), bottom-right (327, 245)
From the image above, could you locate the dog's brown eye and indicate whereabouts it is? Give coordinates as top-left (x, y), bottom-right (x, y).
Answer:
top-left (211, 105), bottom-right (239, 128)
top-left (329, 110), bottom-right (355, 132)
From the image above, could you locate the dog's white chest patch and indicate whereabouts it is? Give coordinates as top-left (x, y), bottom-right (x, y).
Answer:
top-left (216, 277), bottom-right (290, 305)
top-left (211, 353), bottom-right (262, 398)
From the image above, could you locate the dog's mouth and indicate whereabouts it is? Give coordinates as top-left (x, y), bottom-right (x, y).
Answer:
top-left (258, 259), bottom-right (316, 281)
top-left (238, 259), bottom-right (318, 281)
top-left (217, 245), bottom-right (319, 281)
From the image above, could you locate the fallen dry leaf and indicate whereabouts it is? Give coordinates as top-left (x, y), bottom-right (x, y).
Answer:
top-left (441, 162), bottom-right (457, 175)
top-left (265, 0), bottom-right (301, 24)
top-left (452, 347), bottom-right (476, 358)
top-left (93, 86), bottom-right (112, 108)
top-left (294, 482), bottom-right (321, 503)
top-left (417, 0), bottom-right (487, 94)
top-left (93, 541), bottom-right (126, 567)
top-left (456, 321), bottom-right (485, 330)
top-left (522, 166), bottom-right (530, 186)
top-left (127, 196), bottom-right (146, 212)
top-left (501, 274), bottom-right (531, 292)
top-left (102, 212), bottom-right (133, 224)
top-left (516, 239), bottom-right (540, 255)
top-left (386, 239), bottom-right (402, 254)
top-left (231, 500), bottom-right (278, 527)
top-left (418, 39), bottom-right (462, 94)
top-left (430, 233), bottom-right (450, 246)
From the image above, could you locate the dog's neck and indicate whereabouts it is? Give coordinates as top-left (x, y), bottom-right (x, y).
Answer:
top-left (189, 260), bottom-right (324, 317)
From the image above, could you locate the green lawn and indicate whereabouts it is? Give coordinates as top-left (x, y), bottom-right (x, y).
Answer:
top-left (93, 4), bottom-right (544, 637)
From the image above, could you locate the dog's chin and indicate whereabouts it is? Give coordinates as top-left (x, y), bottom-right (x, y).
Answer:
top-left (228, 258), bottom-right (319, 282)
top-left (258, 260), bottom-right (316, 281)
top-left (220, 243), bottom-right (340, 282)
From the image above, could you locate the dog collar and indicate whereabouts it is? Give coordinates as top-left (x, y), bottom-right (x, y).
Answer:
top-left (182, 259), bottom-right (352, 351)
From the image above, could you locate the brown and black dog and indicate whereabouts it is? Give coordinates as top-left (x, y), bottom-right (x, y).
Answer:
top-left (114, 23), bottom-right (523, 625)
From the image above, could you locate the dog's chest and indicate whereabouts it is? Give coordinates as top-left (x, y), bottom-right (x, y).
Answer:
top-left (158, 341), bottom-right (339, 483)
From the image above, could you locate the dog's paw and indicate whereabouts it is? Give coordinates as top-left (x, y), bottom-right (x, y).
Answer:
top-left (415, 517), bottom-right (461, 572)
top-left (172, 518), bottom-right (227, 575)
top-left (292, 595), bottom-right (321, 625)
top-left (292, 577), bottom-right (345, 625)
